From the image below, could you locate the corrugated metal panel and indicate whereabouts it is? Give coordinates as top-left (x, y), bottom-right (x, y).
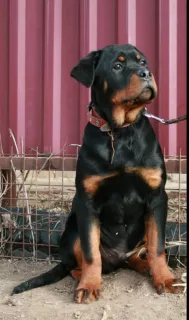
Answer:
top-left (0, 0), bottom-right (186, 156)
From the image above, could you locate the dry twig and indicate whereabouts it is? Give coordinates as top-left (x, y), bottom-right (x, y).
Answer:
top-left (101, 310), bottom-right (108, 320)
top-left (172, 272), bottom-right (187, 294)
top-left (9, 129), bottom-right (36, 258)
top-left (0, 172), bottom-right (8, 201)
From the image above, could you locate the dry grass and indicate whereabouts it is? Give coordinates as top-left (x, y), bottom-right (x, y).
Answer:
top-left (167, 195), bottom-right (186, 223)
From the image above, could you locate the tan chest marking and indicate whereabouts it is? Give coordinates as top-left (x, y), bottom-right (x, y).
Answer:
top-left (125, 167), bottom-right (162, 189)
top-left (83, 172), bottom-right (118, 194)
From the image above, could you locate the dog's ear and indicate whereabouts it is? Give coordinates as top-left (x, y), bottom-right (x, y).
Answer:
top-left (70, 50), bottom-right (102, 88)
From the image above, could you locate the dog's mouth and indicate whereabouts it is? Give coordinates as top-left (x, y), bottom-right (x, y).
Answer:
top-left (110, 74), bottom-right (157, 126)
top-left (111, 73), bottom-right (157, 109)
top-left (111, 83), bottom-right (157, 126)
top-left (138, 86), bottom-right (155, 101)
top-left (121, 86), bottom-right (156, 107)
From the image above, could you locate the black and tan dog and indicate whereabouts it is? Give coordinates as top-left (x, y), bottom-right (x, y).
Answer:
top-left (12, 44), bottom-right (183, 303)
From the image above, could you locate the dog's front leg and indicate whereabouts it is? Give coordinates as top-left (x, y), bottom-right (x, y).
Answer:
top-left (146, 189), bottom-right (184, 295)
top-left (74, 199), bottom-right (102, 304)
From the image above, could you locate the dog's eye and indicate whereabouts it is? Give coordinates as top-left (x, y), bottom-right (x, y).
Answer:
top-left (113, 63), bottom-right (123, 71)
top-left (140, 60), bottom-right (146, 66)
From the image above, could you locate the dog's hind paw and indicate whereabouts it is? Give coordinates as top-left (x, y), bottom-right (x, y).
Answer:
top-left (154, 278), bottom-right (185, 295)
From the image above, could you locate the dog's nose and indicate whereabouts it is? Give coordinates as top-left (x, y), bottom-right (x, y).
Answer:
top-left (137, 69), bottom-right (152, 80)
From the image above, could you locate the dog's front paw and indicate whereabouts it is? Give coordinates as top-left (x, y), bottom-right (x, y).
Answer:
top-left (74, 284), bottom-right (101, 303)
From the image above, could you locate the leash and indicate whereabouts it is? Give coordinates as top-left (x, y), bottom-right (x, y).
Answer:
top-left (107, 132), bottom-right (115, 164)
top-left (143, 108), bottom-right (187, 124)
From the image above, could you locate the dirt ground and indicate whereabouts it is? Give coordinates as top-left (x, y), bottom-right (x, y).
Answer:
top-left (0, 260), bottom-right (186, 320)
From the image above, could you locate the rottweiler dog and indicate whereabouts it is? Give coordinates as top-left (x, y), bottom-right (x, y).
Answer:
top-left (12, 44), bottom-right (183, 303)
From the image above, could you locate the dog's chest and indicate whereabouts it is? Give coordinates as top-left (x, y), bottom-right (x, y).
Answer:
top-left (111, 131), bottom-right (146, 166)
top-left (97, 132), bottom-right (143, 167)
top-left (99, 190), bottom-right (145, 225)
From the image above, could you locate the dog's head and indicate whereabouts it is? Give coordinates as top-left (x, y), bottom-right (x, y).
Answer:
top-left (71, 44), bottom-right (157, 127)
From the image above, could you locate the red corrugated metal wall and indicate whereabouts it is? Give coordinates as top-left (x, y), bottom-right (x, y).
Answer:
top-left (0, 0), bottom-right (186, 156)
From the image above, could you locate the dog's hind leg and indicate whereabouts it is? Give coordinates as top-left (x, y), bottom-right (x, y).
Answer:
top-left (127, 251), bottom-right (149, 276)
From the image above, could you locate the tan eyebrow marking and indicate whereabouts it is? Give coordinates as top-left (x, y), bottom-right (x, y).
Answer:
top-left (136, 54), bottom-right (141, 60)
top-left (118, 56), bottom-right (126, 62)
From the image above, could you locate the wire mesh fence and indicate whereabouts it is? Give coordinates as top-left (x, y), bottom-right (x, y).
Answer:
top-left (0, 148), bottom-right (187, 267)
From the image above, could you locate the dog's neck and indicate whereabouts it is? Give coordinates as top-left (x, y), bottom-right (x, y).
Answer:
top-left (87, 103), bottom-right (131, 132)
top-left (90, 89), bottom-right (146, 128)
top-left (88, 101), bottom-right (145, 131)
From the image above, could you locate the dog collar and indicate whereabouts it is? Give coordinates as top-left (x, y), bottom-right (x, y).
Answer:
top-left (87, 106), bottom-right (130, 132)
